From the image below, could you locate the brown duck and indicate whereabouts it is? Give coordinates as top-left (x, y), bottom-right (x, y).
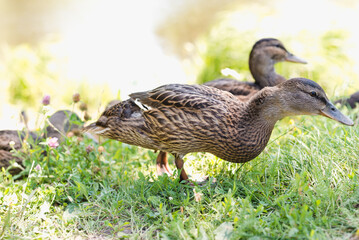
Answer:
top-left (83, 78), bottom-right (353, 182)
top-left (204, 38), bottom-right (307, 100)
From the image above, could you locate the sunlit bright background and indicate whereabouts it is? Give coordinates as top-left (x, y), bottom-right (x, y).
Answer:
top-left (1, 0), bottom-right (359, 130)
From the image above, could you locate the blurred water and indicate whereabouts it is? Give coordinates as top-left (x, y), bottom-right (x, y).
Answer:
top-left (1, 0), bottom-right (359, 130)
top-left (0, 0), bottom-right (192, 90)
top-left (0, 0), bottom-right (190, 129)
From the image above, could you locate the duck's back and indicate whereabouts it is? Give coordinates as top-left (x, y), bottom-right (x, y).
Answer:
top-left (203, 79), bottom-right (260, 98)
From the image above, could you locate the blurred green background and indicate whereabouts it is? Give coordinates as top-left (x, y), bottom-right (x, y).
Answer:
top-left (0, 0), bottom-right (358, 129)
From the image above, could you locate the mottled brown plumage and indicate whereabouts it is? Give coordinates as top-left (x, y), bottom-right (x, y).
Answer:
top-left (84, 78), bottom-right (353, 182)
top-left (204, 38), bottom-right (307, 100)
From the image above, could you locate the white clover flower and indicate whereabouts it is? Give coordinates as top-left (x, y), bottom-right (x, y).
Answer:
top-left (9, 141), bottom-right (15, 148)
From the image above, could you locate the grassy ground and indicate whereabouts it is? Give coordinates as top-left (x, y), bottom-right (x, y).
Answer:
top-left (0, 106), bottom-right (358, 239)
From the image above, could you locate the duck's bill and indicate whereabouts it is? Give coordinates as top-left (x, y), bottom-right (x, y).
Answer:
top-left (319, 102), bottom-right (354, 126)
top-left (81, 123), bottom-right (96, 133)
top-left (82, 123), bottom-right (110, 135)
top-left (285, 53), bottom-right (307, 64)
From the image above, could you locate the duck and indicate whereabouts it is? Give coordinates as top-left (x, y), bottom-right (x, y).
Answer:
top-left (83, 78), bottom-right (353, 182)
top-left (335, 91), bottom-right (359, 109)
top-left (203, 38), bottom-right (307, 100)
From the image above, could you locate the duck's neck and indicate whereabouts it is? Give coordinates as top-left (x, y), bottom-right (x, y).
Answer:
top-left (225, 88), bottom-right (285, 162)
top-left (224, 87), bottom-right (296, 163)
top-left (249, 53), bottom-right (286, 88)
top-left (244, 86), bottom-right (288, 126)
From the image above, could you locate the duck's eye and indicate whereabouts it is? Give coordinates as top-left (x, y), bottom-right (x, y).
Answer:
top-left (275, 44), bottom-right (285, 50)
top-left (310, 91), bottom-right (317, 97)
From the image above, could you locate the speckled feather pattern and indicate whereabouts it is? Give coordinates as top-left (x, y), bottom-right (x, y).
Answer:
top-left (203, 79), bottom-right (260, 101)
top-left (84, 84), bottom-right (277, 163)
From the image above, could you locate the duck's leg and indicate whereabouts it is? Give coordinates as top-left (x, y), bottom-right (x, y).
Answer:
top-left (174, 154), bottom-right (189, 182)
top-left (156, 151), bottom-right (173, 176)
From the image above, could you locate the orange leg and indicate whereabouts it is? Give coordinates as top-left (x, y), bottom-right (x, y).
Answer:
top-left (156, 151), bottom-right (173, 176)
top-left (174, 154), bottom-right (189, 182)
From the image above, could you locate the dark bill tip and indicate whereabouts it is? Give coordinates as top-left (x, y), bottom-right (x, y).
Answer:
top-left (285, 53), bottom-right (308, 64)
top-left (319, 103), bottom-right (354, 126)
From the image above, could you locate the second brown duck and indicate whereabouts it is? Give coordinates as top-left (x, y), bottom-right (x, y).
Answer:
top-left (204, 38), bottom-right (307, 100)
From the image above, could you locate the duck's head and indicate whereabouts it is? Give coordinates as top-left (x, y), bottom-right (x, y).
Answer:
top-left (250, 38), bottom-right (307, 65)
top-left (273, 78), bottom-right (354, 126)
top-left (249, 38), bottom-right (307, 87)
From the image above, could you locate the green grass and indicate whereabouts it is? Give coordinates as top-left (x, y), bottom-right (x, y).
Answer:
top-left (0, 107), bottom-right (358, 239)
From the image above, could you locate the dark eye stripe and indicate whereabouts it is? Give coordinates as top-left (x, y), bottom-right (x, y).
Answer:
top-left (309, 92), bottom-right (327, 104)
top-left (274, 44), bottom-right (287, 51)
top-left (300, 89), bottom-right (328, 104)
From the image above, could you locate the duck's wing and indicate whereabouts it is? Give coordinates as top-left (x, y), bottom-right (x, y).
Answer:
top-left (129, 84), bottom-right (238, 110)
top-left (83, 84), bottom-right (243, 150)
top-left (204, 78), bottom-right (260, 96)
